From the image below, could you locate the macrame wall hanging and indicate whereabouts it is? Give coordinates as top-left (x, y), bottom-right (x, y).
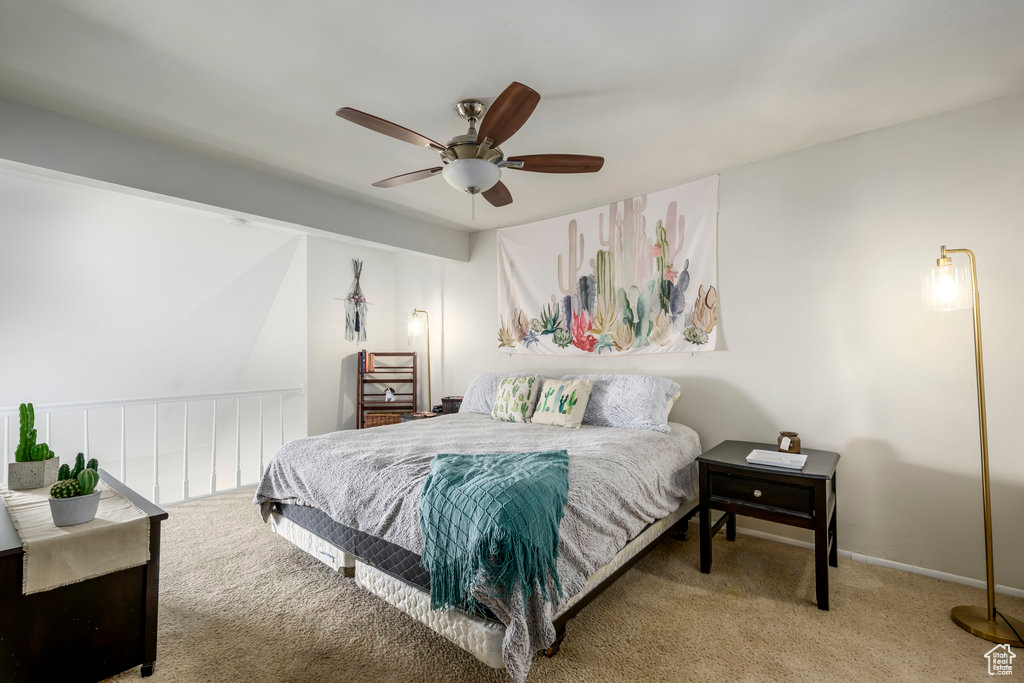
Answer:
top-left (344, 259), bottom-right (368, 341)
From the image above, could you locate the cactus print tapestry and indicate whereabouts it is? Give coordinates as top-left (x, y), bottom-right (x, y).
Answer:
top-left (497, 174), bottom-right (719, 355)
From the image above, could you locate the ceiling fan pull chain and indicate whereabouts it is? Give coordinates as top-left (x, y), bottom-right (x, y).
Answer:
top-left (471, 193), bottom-right (476, 221)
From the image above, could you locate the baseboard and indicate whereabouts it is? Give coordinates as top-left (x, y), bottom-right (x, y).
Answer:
top-left (690, 520), bottom-right (1024, 599)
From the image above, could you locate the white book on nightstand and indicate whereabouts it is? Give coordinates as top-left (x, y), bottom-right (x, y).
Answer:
top-left (745, 449), bottom-right (807, 470)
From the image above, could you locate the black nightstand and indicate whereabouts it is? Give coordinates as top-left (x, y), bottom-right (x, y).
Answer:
top-left (697, 440), bottom-right (840, 610)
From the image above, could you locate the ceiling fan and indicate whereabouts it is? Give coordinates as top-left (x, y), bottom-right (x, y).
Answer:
top-left (335, 82), bottom-right (604, 209)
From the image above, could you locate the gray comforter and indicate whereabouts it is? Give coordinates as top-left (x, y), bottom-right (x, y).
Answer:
top-left (254, 413), bottom-right (700, 681)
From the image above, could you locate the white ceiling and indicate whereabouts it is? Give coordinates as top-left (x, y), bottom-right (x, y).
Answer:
top-left (1, 1), bottom-right (1023, 231)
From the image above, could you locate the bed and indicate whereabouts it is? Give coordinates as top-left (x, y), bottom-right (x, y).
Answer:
top-left (255, 411), bottom-right (700, 681)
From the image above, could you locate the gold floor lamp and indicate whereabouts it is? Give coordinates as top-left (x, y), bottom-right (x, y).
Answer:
top-left (408, 309), bottom-right (431, 410)
top-left (926, 245), bottom-right (1023, 647)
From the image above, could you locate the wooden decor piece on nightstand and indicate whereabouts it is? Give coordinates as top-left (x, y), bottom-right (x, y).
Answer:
top-left (697, 440), bottom-right (840, 610)
top-left (357, 351), bottom-right (418, 428)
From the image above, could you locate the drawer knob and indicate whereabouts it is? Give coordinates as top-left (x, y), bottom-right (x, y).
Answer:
top-left (753, 489), bottom-right (763, 498)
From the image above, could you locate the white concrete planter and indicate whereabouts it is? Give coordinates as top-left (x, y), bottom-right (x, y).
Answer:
top-left (48, 490), bottom-right (101, 527)
top-left (7, 458), bottom-right (61, 490)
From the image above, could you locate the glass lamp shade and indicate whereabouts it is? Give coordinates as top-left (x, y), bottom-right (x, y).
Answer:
top-left (407, 312), bottom-right (422, 337)
top-left (923, 263), bottom-right (973, 311)
top-left (441, 159), bottom-right (501, 194)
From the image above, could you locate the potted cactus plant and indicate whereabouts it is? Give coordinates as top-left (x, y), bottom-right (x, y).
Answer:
top-left (8, 402), bottom-right (60, 490)
top-left (48, 453), bottom-right (101, 527)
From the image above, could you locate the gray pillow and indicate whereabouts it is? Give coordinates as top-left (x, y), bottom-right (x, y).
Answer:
top-left (561, 374), bottom-right (680, 432)
top-left (459, 372), bottom-right (549, 415)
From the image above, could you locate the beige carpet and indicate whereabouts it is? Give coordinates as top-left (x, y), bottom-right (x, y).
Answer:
top-left (108, 488), bottom-right (1022, 682)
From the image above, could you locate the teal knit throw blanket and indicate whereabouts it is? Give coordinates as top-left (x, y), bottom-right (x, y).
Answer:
top-left (420, 450), bottom-right (569, 613)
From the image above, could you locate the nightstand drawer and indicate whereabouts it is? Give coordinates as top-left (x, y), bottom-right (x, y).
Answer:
top-left (709, 471), bottom-right (813, 515)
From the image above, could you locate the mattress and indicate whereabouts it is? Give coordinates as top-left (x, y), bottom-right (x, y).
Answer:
top-left (272, 500), bottom-right (693, 669)
top-left (277, 498), bottom-right (687, 606)
top-left (269, 510), bottom-right (354, 574)
top-left (278, 502), bottom-right (428, 589)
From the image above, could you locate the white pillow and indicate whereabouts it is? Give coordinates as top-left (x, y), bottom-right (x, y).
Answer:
top-left (561, 374), bottom-right (680, 432)
top-left (666, 389), bottom-right (681, 419)
top-left (459, 372), bottom-right (549, 415)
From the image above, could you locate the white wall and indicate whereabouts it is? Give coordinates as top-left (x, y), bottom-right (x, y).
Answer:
top-left (305, 245), bottom-right (444, 432)
top-left (415, 93), bottom-right (1024, 590)
top-left (0, 168), bottom-right (307, 499)
top-left (0, 97), bottom-right (469, 261)
top-left (0, 161), bottom-right (442, 479)
top-left (0, 170), bottom-right (307, 403)
top-left (306, 236), bottom-right (399, 435)
top-left (393, 253), bottom-right (445, 411)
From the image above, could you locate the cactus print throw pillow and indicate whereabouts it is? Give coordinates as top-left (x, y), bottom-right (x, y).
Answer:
top-left (490, 374), bottom-right (542, 423)
top-left (461, 372), bottom-right (551, 415)
top-left (531, 378), bottom-right (594, 429)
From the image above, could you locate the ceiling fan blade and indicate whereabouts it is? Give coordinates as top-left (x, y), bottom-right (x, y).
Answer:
top-left (336, 107), bottom-right (446, 152)
top-left (476, 82), bottom-right (541, 147)
top-left (506, 154), bottom-right (604, 174)
top-left (482, 181), bottom-right (513, 207)
top-left (372, 167), bottom-right (443, 188)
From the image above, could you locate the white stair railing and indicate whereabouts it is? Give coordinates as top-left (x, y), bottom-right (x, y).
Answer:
top-left (1, 385), bottom-right (305, 505)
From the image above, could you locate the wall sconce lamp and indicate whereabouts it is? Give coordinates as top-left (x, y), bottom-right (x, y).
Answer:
top-left (925, 245), bottom-right (1022, 647)
top-left (408, 309), bottom-right (431, 409)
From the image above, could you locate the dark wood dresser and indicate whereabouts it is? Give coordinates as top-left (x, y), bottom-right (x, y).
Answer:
top-left (0, 470), bottom-right (167, 681)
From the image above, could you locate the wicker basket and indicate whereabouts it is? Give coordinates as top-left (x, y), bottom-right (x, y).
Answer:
top-left (364, 412), bottom-right (404, 428)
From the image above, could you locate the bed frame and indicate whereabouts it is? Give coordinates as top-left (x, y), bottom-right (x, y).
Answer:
top-left (268, 501), bottom-right (699, 663)
top-left (545, 505), bottom-right (697, 655)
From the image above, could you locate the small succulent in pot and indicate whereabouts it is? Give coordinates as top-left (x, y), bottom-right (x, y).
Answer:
top-left (48, 458), bottom-right (101, 527)
top-left (50, 478), bottom-right (81, 499)
top-left (68, 452), bottom-right (97, 480)
top-left (77, 468), bottom-right (99, 495)
top-left (8, 403), bottom-right (60, 490)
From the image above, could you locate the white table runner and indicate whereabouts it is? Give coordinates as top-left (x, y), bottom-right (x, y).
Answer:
top-left (0, 483), bottom-right (150, 594)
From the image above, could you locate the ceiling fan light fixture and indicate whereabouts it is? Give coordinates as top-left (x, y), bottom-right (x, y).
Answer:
top-left (337, 82), bottom-right (605, 209)
top-left (442, 158), bottom-right (501, 194)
